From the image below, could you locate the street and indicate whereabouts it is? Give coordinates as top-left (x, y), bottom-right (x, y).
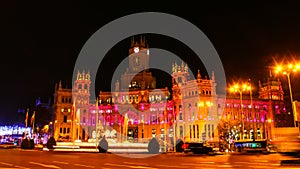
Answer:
top-left (0, 149), bottom-right (300, 169)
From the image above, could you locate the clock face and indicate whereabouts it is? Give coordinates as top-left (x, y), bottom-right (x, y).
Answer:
top-left (134, 47), bottom-right (139, 53)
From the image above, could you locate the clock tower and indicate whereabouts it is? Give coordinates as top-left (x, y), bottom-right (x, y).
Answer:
top-left (128, 36), bottom-right (149, 73)
top-left (120, 36), bottom-right (156, 90)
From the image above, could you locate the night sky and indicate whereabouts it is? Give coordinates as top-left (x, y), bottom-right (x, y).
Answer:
top-left (1, 1), bottom-right (300, 124)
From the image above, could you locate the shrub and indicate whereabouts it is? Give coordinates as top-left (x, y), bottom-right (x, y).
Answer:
top-left (21, 138), bottom-right (34, 149)
top-left (148, 138), bottom-right (160, 154)
top-left (97, 137), bottom-right (108, 153)
top-left (46, 137), bottom-right (57, 150)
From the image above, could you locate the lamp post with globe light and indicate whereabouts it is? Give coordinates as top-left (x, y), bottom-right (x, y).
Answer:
top-left (275, 62), bottom-right (300, 127)
top-left (229, 83), bottom-right (252, 140)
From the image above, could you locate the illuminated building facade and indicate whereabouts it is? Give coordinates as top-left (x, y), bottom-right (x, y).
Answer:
top-left (172, 64), bottom-right (218, 142)
top-left (218, 76), bottom-right (291, 143)
top-left (52, 37), bottom-right (291, 144)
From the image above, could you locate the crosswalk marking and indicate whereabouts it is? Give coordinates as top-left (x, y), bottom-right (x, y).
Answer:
top-left (14, 165), bottom-right (30, 169)
top-left (156, 164), bottom-right (189, 168)
top-left (29, 162), bottom-right (61, 169)
top-left (0, 162), bottom-right (29, 169)
top-left (53, 161), bottom-right (69, 165)
top-left (0, 162), bottom-right (13, 167)
top-left (123, 162), bottom-right (149, 166)
top-left (105, 163), bottom-right (157, 169)
top-left (74, 164), bottom-right (95, 168)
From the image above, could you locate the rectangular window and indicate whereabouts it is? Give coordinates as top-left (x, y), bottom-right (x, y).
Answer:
top-left (63, 116), bottom-right (67, 123)
top-left (208, 124), bottom-right (211, 137)
top-left (60, 127), bottom-right (62, 133)
top-left (180, 126), bottom-right (183, 138)
top-left (67, 128), bottom-right (70, 133)
top-left (179, 111), bottom-right (183, 120)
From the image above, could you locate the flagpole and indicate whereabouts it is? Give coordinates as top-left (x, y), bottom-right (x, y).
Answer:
top-left (25, 108), bottom-right (29, 128)
top-left (32, 111), bottom-right (35, 139)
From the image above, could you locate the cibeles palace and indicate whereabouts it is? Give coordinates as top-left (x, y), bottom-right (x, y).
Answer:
top-left (52, 37), bottom-right (292, 145)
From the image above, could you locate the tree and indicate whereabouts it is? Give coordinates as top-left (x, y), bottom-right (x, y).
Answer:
top-left (217, 118), bottom-right (241, 149)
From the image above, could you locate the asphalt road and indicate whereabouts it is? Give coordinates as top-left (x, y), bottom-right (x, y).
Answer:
top-left (0, 149), bottom-right (300, 169)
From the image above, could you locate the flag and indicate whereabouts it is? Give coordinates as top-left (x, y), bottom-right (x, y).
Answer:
top-left (30, 111), bottom-right (35, 125)
top-left (25, 109), bottom-right (29, 127)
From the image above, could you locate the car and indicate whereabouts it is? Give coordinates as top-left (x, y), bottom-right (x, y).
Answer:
top-left (182, 142), bottom-right (214, 155)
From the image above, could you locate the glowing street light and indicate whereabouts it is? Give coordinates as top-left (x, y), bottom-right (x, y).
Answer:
top-left (274, 62), bottom-right (300, 127)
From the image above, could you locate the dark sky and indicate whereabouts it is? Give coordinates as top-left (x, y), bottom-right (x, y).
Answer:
top-left (1, 1), bottom-right (300, 124)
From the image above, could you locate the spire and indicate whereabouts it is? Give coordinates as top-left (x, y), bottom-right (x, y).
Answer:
top-left (77, 70), bottom-right (80, 80)
top-left (184, 63), bottom-right (188, 72)
top-left (197, 69), bottom-right (201, 79)
top-left (59, 80), bottom-right (62, 89)
top-left (269, 68), bottom-right (273, 78)
top-left (86, 70), bottom-right (90, 80)
top-left (211, 70), bottom-right (215, 81)
top-left (172, 63), bottom-right (175, 73)
top-left (174, 62), bottom-right (178, 72)
top-left (258, 80), bottom-right (262, 89)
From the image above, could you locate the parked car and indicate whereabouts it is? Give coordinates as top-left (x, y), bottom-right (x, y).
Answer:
top-left (182, 142), bottom-right (214, 155)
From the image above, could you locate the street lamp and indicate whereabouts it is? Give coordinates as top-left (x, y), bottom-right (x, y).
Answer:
top-left (229, 83), bottom-right (252, 140)
top-left (275, 62), bottom-right (300, 127)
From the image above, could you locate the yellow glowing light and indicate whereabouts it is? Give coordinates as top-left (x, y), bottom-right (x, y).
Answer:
top-left (295, 64), bottom-right (300, 71)
top-left (275, 62), bottom-right (300, 75)
top-left (206, 101), bottom-right (212, 106)
top-left (276, 65), bottom-right (282, 72)
top-left (267, 119), bottom-right (272, 123)
top-left (198, 102), bottom-right (204, 107)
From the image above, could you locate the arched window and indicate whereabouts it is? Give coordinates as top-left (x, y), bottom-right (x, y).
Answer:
top-left (78, 84), bottom-right (82, 89)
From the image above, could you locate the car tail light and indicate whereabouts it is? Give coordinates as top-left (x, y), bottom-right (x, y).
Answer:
top-left (182, 143), bottom-right (189, 149)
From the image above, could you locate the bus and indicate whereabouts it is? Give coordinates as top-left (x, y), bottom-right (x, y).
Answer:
top-left (233, 139), bottom-right (270, 153)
